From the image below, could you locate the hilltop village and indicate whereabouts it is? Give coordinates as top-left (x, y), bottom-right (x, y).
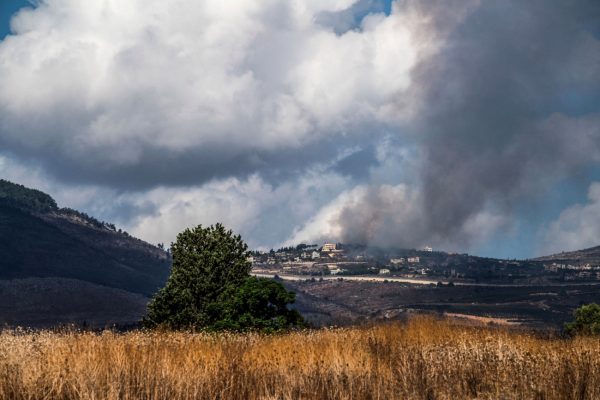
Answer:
top-left (250, 243), bottom-right (433, 277)
top-left (250, 243), bottom-right (600, 284)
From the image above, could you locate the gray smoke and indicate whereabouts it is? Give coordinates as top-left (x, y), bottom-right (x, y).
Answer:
top-left (333, 0), bottom-right (600, 250)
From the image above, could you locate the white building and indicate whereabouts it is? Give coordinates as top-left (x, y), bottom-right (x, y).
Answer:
top-left (423, 246), bottom-right (433, 252)
top-left (390, 258), bottom-right (405, 265)
top-left (379, 269), bottom-right (391, 275)
top-left (408, 256), bottom-right (420, 263)
top-left (322, 243), bottom-right (337, 252)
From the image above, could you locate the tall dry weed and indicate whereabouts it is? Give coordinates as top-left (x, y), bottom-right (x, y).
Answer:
top-left (0, 317), bottom-right (599, 399)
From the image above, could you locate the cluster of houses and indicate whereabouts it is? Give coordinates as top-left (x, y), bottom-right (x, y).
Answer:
top-left (250, 243), bottom-right (435, 276)
top-left (250, 243), bottom-right (348, 263)
top-left (251, 243), bottom-right (600, 283)
top-left (544, 262), bottom-right (600, 280)
top-left (390, 257), bottom-right (421, 265)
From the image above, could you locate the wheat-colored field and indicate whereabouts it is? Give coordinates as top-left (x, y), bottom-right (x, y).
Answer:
top-left (0, 317), bottom-right (599, 400)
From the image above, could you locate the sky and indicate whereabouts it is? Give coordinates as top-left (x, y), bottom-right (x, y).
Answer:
top-left (0, 0), bottom-right (599, 259)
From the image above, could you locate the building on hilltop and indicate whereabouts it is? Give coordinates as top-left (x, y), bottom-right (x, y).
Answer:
top-left (322, 243), bottom-right (337, 252)
top-left (321, 243), bottom-right (346, 259)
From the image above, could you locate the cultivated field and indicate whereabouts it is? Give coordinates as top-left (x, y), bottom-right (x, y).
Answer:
top-left (1, 317), bottom-right (599, 400)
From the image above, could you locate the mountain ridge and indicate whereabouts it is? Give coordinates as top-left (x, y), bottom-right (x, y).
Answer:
top-left (0, 179), bottom-right (171, 327)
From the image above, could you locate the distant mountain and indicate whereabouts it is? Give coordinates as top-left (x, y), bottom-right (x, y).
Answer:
top-left (535, 245), bottom-right (600, 265)
top-left (0, 179), bottom-right (171, 327)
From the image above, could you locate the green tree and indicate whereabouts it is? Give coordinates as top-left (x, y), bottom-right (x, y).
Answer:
top-left (144, 223), bottom-right (304, 331)
top-left (210, 276), bottom-right (305, 332)
top-left (565, 303), bottom-right (600, 336)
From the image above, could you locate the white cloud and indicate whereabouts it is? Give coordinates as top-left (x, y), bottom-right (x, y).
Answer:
top-left (0, 0), bottom-right (422, 181)
top-left (126, 170), bottom-right (352, 248)
top-left (540, 182), bottom-right (600, 255)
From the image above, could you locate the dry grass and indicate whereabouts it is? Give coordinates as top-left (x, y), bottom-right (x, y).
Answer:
top-left (1, 317), bottom-right (599, 399)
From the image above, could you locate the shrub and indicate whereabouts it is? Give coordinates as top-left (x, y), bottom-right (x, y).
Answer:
top-left (565, 303), bottom-right (600, 336)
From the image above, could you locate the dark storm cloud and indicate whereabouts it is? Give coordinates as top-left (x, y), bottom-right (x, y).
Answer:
top-left (0, 129), bottom-right (390, 190)
top-left (332, 0), bottom-right (600, 249)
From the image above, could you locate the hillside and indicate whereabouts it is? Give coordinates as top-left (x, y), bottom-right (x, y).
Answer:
top-left (535, 245), bottom-right (600, 265)
top-left (0, 278), bottom-right (148, 328)
top-left (0, 179), bottom-right (171, 327)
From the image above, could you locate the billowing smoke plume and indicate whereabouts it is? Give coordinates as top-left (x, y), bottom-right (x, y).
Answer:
top-left (293, 0), bottom-right (600, 251)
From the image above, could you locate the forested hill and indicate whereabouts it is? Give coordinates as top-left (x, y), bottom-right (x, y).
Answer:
top-left (0, 179), bottom-right (170, 297)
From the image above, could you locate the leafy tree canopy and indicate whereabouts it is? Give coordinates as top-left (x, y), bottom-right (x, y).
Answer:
top-left (565, 303), bottom-right (600, 336)
top-left (210, 276), bottom-right (305, 332)
top-left (144, 223), bottom-right (304, 331)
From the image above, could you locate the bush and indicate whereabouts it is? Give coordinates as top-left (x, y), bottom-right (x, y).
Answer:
top-left (565, 303), bottom-right (600, 336)
top-left (144, 223), bottom-right (304, 331)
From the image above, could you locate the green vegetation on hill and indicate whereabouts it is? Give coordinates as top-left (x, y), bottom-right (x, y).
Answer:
top-left (0, 179), bottom-right (57, 212)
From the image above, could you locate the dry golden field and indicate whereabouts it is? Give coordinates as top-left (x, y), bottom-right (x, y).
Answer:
top-left (1, 317), bottom-right (599, 400)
